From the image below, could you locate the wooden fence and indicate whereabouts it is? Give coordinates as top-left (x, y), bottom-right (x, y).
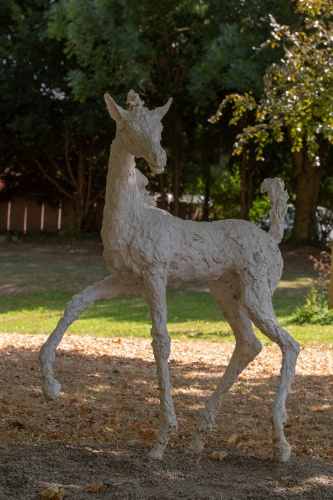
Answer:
top-left (0, 197), bottom-right (103, 234)
top-left (0, 195), bottom-right (204, 234)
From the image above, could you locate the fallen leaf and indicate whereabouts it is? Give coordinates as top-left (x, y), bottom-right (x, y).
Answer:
top-left (302, 446), bottom-right (312, 455)
top-left (40, 488), bottom-right (56, 499)
top-left (47, 432), bottom-right (63, 440)
top-left (139, 428), bottom-right (156, 439)
top-left (209, 451), bottom-right (228, 461)
top-left (311, 405), bottom-right (330, 412)
top-left (249, 395), bottom-right (260, 401)
top-left (40, 486), bottom-right (66, 499)
top-left (129, 422), bottom-right (140, 430)
top-left (87, 482), bottom-right (108, 493)
top-left (227, 434), bottom-right (239, 446)
top-left (56, 488), bottom-right (66, 500)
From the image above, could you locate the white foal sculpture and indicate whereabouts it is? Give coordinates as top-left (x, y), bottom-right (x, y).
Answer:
top-left (39, 91), bottom-right (300, 462)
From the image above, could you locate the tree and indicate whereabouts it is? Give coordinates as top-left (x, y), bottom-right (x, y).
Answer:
top-left (46, 0), bottom-right (296, 219)
top-left (0, 0), bottom-right (109, 230)
top-left (189, 0), bottom-right (296, 220)
top-left (211, 0), bottom-right (333, 241)
top-left (0, 0), bottom-right (302, 228)
top-left (45, 0), bottom-right (212, 216)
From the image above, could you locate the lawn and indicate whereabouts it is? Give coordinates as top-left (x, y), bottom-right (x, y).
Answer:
top-left (0, 239), bottom-right (331, 345)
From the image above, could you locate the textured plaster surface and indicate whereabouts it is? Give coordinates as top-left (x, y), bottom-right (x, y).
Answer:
top-left (39, 91), bottom-right (299, 462)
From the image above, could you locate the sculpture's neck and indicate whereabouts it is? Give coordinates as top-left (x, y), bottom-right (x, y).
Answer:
top-left (105, 135), bottom-right (141, 216)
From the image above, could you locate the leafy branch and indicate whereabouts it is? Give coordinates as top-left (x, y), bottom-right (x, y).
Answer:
top-left (210, 0), bottom-right (333, 161)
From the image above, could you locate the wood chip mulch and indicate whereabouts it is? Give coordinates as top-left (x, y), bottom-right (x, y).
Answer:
top-left (0, 333), bottom-right (332, 463)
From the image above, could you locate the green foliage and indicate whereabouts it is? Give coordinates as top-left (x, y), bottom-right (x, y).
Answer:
top-left (210, 0), bottom-right (333, 241)
top-left (189, 0), bottom-right (296, 103)
top-left (0, 0), bottom-right (110, 229)
top-left (46, 0), bottom-right (212, 104)
top-left (0, 0), bottom-right (306, 225)
top-left (46, 0), bottom-right (150, 102)
top-left (41, 0), bottom-right (299, 214)
top-left (212, 0), bottom-right (333, 161)
top-left (248, 196), bottom-right (271, 223)
top-left (293, 250), bottom-right (333, 324)
top-left (209, 163), bottom-right (242, 219)
top-left (293, 288), bottom-right (333, 325)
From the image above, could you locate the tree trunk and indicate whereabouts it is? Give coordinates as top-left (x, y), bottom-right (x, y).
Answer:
top-left (69, 135), bottom-right (101, 232)
top-left (171, 131), bottom-right (181, 217)
top-left (203, 164), bottom-right (210, 221)
top-left (291, 147), bottom-right (324, 243)
top-left (74, 139), bottom-right (88, 232)
top-left (240, 146), bottom-right (253, 220)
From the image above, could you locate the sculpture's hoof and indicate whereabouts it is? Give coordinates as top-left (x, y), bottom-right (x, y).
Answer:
top-left (148, 444), bottom-right (165, 460)
top-left (273, 440), bottom-right (291, 462)
top-left (188, 437), bottom-right (204, 453)
top-left (42, 379), bottom-right (62, 400)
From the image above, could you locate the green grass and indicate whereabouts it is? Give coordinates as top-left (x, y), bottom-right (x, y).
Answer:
top-left (0, 289), bottom-right (231, 339)
top-left (1, 283), bottom-right (332, 345)
top-left (1, 241), bottom-right (332, 345)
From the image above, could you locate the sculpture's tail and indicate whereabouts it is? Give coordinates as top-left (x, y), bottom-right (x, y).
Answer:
top-left (261, 178), bottom-right (289, 244)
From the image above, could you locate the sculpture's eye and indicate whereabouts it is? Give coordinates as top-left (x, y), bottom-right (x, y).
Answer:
top-left (126, 126), bottom-right (142, 141)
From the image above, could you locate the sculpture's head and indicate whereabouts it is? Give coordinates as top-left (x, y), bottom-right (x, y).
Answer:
top-left (104, 91), bottom-right (172, 174)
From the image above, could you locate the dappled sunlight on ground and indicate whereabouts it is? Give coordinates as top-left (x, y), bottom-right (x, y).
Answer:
top-left (0, 333), bottom-right (332, 463)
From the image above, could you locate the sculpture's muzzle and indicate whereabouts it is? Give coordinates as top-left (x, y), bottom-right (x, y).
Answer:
top-left (148, 148), bottom-right (167, 174)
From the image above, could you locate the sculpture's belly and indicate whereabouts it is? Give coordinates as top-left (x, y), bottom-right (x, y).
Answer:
top-left (168, 251), bottom-right (234, 282)
top-left (167, 219), bottom-right (283, 290)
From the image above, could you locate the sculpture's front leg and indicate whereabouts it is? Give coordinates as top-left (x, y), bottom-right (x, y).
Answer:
top-left (39, 285), bottom-right (98, 400)
top-left (143, 266), bottom-right (178, 459)
top-left (39, 276), bottom-right (143, 400)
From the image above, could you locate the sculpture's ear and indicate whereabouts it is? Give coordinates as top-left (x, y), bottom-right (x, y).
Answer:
top-left (104, 93), bottom-right (127, 122)
top-left (153, 97), bottom-right (173, 120)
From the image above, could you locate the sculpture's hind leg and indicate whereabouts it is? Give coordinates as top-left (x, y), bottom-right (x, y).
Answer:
top-left (143, 266), bottom-right (178, 459)
top-left (189, 272), bottom-right (262, 452)
top-left (244, 279), bottom-right (300, 462)
top-left (39, 276), bottom-right (144, 400)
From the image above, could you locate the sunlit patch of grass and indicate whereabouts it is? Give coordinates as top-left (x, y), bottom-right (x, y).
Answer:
top-left (0, 283), bottom-right (332, 344)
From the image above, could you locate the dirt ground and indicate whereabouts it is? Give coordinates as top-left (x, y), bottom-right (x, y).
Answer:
top-left (0, 240), bottom-right (333, 498)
